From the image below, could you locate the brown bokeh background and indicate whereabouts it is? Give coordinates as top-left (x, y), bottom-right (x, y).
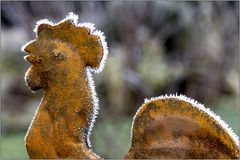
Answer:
top-left (1, 1), bottom-right (239, 158)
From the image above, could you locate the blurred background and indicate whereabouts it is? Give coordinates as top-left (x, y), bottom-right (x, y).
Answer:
top-left (1, 1), bottom-right (239, 159)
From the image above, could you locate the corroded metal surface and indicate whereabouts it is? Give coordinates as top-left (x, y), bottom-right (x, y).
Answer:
top-left (125, 97), bottom-right (239, 159)
top-left (22, 13), bottom-right (239, 159)
top-left (22, 14), bottom-right (104, 159)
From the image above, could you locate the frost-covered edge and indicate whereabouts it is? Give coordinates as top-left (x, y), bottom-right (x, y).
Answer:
top-left (132, 94), bottom-right (239, 147)
top-left (24, 98), bottom-right (43, 143)
top-left (86, 68), bottom-right (99, 148)
top-left (22, 12), bottom-right (108, 148)
top-left (22, 12), bottom-right (108, 73)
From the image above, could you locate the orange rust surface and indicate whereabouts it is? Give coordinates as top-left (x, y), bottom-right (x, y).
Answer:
top-left (125, 98), bottom-right (239, 159)
top-left (22, 14), bottom-right (239, 159)
top-left (23, 19), bottom-right (103, 159)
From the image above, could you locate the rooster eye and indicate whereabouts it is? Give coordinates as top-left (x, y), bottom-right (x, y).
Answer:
top-left (53, 52), bottom-right (66, 60)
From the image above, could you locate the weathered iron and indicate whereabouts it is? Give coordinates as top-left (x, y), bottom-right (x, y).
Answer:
top-left (22, 13), bottom-right (239, 159)
top-left (22, 13), bottom-right (107, 159)
top-left (125, 95), bottom-right (239, 159)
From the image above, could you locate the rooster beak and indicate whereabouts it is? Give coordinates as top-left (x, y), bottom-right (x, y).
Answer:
top-left (24, 55), bottom-right (41, 64)
top-left (22, 40), bottom-right (36, 53)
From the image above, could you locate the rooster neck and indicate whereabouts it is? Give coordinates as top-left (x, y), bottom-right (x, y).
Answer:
top-left (40, 67), bottom-right (95, 148)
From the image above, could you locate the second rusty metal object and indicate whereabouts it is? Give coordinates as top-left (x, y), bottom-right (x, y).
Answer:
top-left (125, 96), bottom-right (239, 159)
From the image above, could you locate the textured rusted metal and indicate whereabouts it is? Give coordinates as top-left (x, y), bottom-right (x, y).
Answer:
top-left (125, 97), bottom-right (239, 159)
top-left (22, 15), bottom-right (103, 159)
top-left (22, 13), bottom-right (239, 159)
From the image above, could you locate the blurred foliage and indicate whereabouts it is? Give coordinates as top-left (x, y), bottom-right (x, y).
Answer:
top-left (1, 1), bottom-right (239, 159)
top-left (2, 133), bottom-right (28, 158)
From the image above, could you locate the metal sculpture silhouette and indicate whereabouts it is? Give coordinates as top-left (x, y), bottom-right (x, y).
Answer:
top-left (22, 13), bottom-right (239, 159)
